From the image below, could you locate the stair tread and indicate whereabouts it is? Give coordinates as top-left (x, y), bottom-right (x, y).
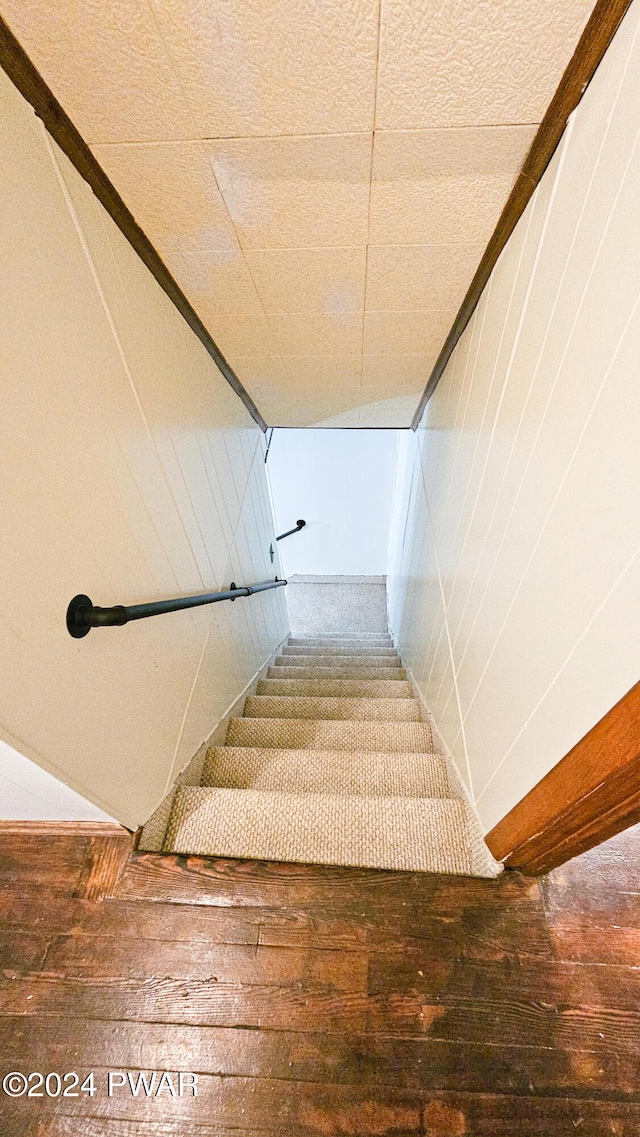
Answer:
top-left (275, 654), bottom-right (402, 668)
top-left (288, 637), bottom-right (393, 647)
top-left (164, 787), bottom-right (500, 877)
top-left (289, 633), bottom-right (391, 638)
top-left (226, 718), bottom-right (434, 751)
top-left (244, 695), bottom-right (421, 721)
top-left (283, 645), bottom-right (398, 656)
top-left (201, 747), bottom-right (452, 797)
top-left (257, 678), bottom-right (413, 698)
top-left (268, 666), bottom-right (408, 680)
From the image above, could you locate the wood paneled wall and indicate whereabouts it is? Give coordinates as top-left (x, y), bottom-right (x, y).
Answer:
top-left (0, 72), bottom-right (288, 829)
top-left (388, 0), bottom-right (640, 834)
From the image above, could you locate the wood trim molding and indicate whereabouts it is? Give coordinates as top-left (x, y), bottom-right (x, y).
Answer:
top-left (0, 820), bottom-right (134, 899)
top-left (486, 681), bottom-right (640, 874)
top-left (0, 15), bottom-right (268, 433)
top-left (411, 0), bottom-right (634, 430)
top-left (74, 830), bottom-right (135, 900)
top-left (0, 820), bottom-right (129, 836)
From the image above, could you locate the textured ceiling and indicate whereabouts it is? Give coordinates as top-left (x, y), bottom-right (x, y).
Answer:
top-left (2, 0), bottom-right (595, 426)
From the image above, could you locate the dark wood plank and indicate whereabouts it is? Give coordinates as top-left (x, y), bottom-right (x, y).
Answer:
top-left (0, 16), bottom-right (267, 433)
top-left (549, 924), bottom-right (640, 966)
top-left (418, 1093), bottom-right (640, 1136)
top-left (486, 682), bottom-right (640, 873)
top-left (116, 850), bottom-right (541, 910)
top-left (73, 832), bottom-right (134, 901)
top-left (543, 879), bottom-right (640, 928)
top-left (542, 822), bottom-right (640, 929)
top-left (41, 934), bottom-right (369, 991)
top-left (0, 1073), bottom-right (424, 1131)
top-left (7, 1104), bottom-right (640, 1137)
top-left (1, 824), bottom-right (638, 1133)
top-left (2, 971), bottom-right (638, 1054)
top-left (411, 0), bottom-right (635, 428)
top-left (422, 1001), bottom-right (640, 1055)
top-left (0, 894), bottom-right (262, 946)
top-left (0, 822), bottom-right (127, 837)
top-left (0, 931), bottom-right (50, 973)
top-left (257, 899), bottom-right (555, 960)
top-left (368, 953), bottom-right (640, 1011)
top-left (0, 971), bottom-right (414, 1033)
top-left (1, 888), bottom-right (555, 959)
top-left (3, 1079), bottom-right (640, 1134)
top-left (0, 1121), bottom-right (275, 1137)
top-left (0, 833), bottom-right (91, 894)
top-left (0, 1017), bottom-right (638, 1097)
top-left (0, 826), bottom-right (131, 923)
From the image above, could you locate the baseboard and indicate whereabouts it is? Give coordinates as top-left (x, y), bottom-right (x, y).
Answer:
top-left (0, 820), bottom-right (133, 900)
top-left (0, 820), bottom-right (129, 836)
top-left (138, 632), bottom-right (290, 851)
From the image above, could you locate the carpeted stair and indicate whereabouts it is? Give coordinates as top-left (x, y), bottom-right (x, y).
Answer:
top-left (163, 634), bottom-right (502, 877)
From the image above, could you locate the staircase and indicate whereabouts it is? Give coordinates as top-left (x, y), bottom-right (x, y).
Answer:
top-left (163, 634), bottom-right (502, 878)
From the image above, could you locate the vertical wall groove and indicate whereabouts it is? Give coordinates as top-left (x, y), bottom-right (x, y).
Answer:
top-left (388, 1), bottom-right (640, 831)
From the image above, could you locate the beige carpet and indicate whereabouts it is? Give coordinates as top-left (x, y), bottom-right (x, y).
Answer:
top-left (163, 633), bottom-right (502, 878)
top-left (285, 576), bottom-right (388, 635)
top-left (275, 653), bottom-right (403, 668)
top-left (225, 716), bottom-right (435, 751)
top-left (201, 747), bottom-right (453, 796)
top-left (268, 665), bottom-right (409, 680)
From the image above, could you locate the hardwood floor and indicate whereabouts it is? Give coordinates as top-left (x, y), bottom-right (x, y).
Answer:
top-left (0, 823), bottom-right (638, 1135)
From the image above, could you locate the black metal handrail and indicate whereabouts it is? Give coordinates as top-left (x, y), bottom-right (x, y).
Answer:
top-left (276, 519), bottom-right (306, 541)
top-left (66, 577), bottom-right (287, 639)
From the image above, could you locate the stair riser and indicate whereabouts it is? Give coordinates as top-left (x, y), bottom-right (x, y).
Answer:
top-left (283, 646), bottom-right (398, 657)
top-left (268, 667), bottom-right (408, 680)
top-left (288, 634), bottom-right (392, 639)
top-left (275, 655), bottom-right (402, 669)
top-left (288, 638), bottom-right (393, 648)
top-left (257, 679), bottom-right (413, 699)
top-left (244, 696), bottom-right (421, 721)
top-left (227, 719), bottom-right (434, 750)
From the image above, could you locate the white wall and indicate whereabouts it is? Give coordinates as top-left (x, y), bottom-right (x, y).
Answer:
top-left (0, 740), bottom-right (114, 821)
top-left (388, 0), bottom-right (640, 833)
top-left (0, 71), bottom-right (288, 829)
top-left (267, 429), bottom-right (398, 575)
